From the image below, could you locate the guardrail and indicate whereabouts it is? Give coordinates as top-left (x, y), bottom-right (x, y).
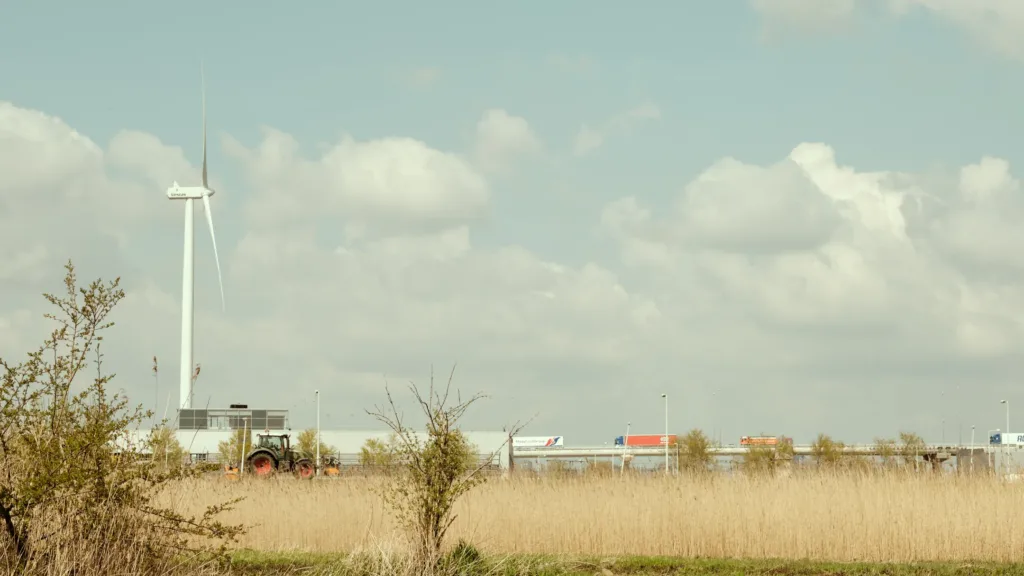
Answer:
top-left (512, 443), bottom-right (971, 459)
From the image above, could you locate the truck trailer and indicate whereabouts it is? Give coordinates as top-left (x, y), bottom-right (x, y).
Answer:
top-left (614, 434), bottom-right (677, 447)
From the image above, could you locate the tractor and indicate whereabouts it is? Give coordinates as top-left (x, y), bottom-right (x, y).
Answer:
top-left (245, 432), bottom-right (315, 479)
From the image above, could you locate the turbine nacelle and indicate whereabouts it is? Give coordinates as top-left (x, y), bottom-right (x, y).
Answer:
top-left (167, 182), bottom-right (215, 200)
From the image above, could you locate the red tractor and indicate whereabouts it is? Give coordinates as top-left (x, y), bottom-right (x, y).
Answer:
top-left (245, 432), bottom-right (315, 479)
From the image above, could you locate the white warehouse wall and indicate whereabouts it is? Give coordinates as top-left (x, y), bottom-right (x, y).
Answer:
top-left (121, 428), bottom-right (511, 469)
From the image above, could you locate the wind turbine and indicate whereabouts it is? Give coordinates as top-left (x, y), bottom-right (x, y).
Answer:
top-left (166, 66), bottom-right (226, 411)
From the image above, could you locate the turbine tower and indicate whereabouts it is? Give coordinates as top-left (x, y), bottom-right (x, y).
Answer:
top-left (166, 66), bottom-right (226, 411)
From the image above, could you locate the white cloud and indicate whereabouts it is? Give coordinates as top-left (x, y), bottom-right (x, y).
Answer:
top-left (0, 102), bottom-right (182, 284)
top-left (472, 108), bottom-right (543, 174)
top-left (752, 0), bottom-right (1024, 60)
top-left (223, 127), bottom-right (489, 237)
top-left (4, 99), bottom-right (1024, 444)
top-left (671, 151), bottom-right (842, 253)
top-left (889, 1), bottom-right (1024, 60)
top-left (572, 102), bottom-right (661, 158)
top-left (750, 0), bottom-right (858, 35)
top-left (603, 141), bottom-right (1024, 366)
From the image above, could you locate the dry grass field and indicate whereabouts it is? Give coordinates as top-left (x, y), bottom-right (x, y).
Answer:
top-left (158, 471), bottom-right (1024, 564)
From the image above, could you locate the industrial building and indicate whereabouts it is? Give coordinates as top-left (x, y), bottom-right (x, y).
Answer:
top-left (123, 406), bottom-right (512, 469)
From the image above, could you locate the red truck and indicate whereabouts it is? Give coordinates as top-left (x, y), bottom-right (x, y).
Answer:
top-left (614, 434), bottom-right (677, 447)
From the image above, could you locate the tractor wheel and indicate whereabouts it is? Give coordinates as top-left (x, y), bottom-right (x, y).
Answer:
top-left (295, 459), bottom-right (315, 480)
top-left (248, 453), bottom-right (276, 477)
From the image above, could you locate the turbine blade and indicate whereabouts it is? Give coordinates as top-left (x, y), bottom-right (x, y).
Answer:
top-left (201, 61), bottom-right (208, 189)
top-left (202, 193), bottom-right (226, 312)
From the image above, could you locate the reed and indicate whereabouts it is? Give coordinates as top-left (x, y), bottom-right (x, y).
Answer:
top-left (159, 470), bottom-right (1024, 563)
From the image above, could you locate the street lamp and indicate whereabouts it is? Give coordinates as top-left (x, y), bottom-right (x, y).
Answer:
top-left (239, 417), bottom-right (248, 476)
top-left (988, 428), bottom-right (1001, 473)
top-left (661, 393), bottom-right (669, 477)
top-left (970, 425), bottom-right (976, 475)
top-left (315, 389), bottom-right (321, 478)
top-left (621, 421), bottom-right (631, 474)
top-left (1001, 400), bottom-right (1010, 475)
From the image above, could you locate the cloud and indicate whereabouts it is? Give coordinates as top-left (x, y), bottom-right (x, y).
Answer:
top-left (891, 0), bottom-right (1024, 61)
top-left (670, 149), bottom-right (843, 254)
top-left (750, 0), bottom-right (859, 36)
top-left (751, 0), bottom-right (1024, 60)
top-left (472, 109), bottom-right (543, 174)
top-left (0, 102), bottom-right (185, 280)
top-left (223, 127), bottom-right (489, 238)
top-left (572, 102), bottom-right (661, 158)
top-left (602, 141), bottom-right (1024, 365)
top-left (4, 99), bottom-right (1024, 444)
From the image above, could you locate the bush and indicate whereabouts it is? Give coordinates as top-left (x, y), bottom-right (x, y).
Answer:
top-left (217, 427), bottom-right (253, 468)
top-left (296, 427), bottom-right (337, 461)
top-left (0, 261), bottom-right (244, 574)
top-left (148, 424), bottom-right (189, 472)
top-left (359, 435), bottom-right (399, 471)
top-left (678, 428), bottom-right (713, 474)
top-left (811, 433), bottom-right (844, 469)
top-left (366, 365), bottom-right (521, 575)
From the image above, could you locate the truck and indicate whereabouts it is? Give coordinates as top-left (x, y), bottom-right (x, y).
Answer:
top-left (740, 436), bottom-right (793, 446)
top-left (614, 434), bottom-right (677, 447)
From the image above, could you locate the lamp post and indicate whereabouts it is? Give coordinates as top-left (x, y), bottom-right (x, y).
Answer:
top-left (621, 421), bottom-right (631, 475)
top-left (661, 393), bottom-right (669, 477)
top-left (970, 425), bottom-right (976, 475)
top-left (1001, 400), bottom-right (1010, 475)
top-left (988, 428), bottom-right (1001, 473)
top-left (315, 389), bottom-right (321, 478)
top-left (239, 417), bottom-right (247, 476)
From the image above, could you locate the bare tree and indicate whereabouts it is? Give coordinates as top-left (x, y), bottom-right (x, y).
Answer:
top-left (366, 364), bottom-right (523, 575)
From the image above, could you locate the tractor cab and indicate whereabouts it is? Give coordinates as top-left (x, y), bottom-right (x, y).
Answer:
top-left (256, 433), bottom-right (289, 454)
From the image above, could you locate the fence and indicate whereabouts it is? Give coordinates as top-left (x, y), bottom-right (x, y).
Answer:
top-left (180, 452), bottom-right (505, 473)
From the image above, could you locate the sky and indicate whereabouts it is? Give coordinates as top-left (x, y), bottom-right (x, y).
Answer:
top-left (3, 0), bottom-right (1024, 447)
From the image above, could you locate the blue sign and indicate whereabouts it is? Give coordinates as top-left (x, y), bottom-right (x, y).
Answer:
top-left (989, 433), bottom-right (1024, 445)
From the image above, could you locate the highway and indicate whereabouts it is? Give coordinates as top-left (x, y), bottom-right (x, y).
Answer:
top-left (512, 443), bottom-right (971, 459)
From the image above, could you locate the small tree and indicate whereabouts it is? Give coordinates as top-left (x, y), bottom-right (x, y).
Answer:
top-left (678, 428), bottom-right (713, 474)
top-left (0, 261), bottom-right (244, 571)
top-left (742, 443), bottom-right (779, 477)
top-left (810, 433), bottom-right (845, 470)
top-left (366, 365), bottom-right (521, 574)
top-left (899, 431), bottom-right (926, 470)
top-left (874, 437), bottom-right (898, 469)
top-left (359, 436), bottom-right (398, 470)
top-left (147, 425), bottom-right (188, 471)
top-left (776, 436), bottom-right (795, 461)
top-left (217, 427), bottom-right (253, 467)
top-left (296, 428), bottom-right (336, 460)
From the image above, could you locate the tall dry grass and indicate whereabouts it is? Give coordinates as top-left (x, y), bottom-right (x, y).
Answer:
top-left (159, 471), bottom-right (1024, 563)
